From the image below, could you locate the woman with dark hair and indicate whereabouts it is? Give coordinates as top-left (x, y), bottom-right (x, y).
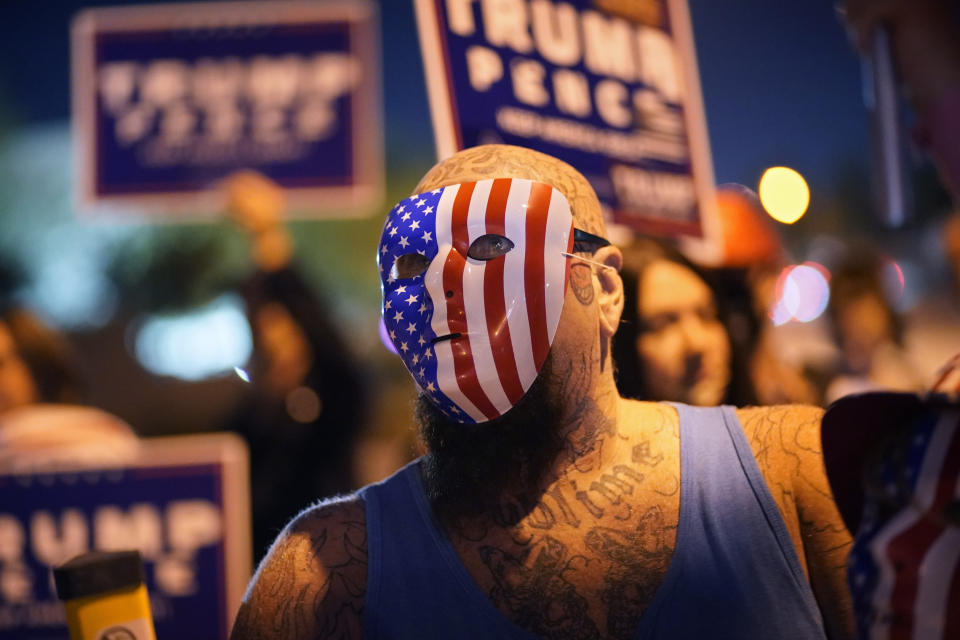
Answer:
top-left (0, 306), bottom-right (137, 471)
top-left (224, 171), bottom-right (368, 560)
top-left (0, 306), bottom-right (83, 413)
top-left (612, 237), bottom-right (755, 406)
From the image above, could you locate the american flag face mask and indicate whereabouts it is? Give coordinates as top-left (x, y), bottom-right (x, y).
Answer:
top-left (378, 178), bottom-right (576, 424)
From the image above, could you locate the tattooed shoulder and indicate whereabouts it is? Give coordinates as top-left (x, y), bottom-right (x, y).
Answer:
top-left (231, 496), bottom-right (367, 640)
top-left (737, 404), bottom-right (823, 477)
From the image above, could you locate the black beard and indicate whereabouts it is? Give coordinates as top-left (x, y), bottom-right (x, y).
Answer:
top-left (417, 355), bottom-right (565, 522)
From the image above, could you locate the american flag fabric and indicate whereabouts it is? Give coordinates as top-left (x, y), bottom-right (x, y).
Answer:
top-left (848, 407), bottom-right (960, 640)
top-left (378, 178), bottom-right (574, 424)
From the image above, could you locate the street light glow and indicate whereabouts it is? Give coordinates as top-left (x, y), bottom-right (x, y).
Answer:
top-left (758, 166), bottom-right (810, 224)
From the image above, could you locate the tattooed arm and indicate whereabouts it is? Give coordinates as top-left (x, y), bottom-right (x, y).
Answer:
top-left (739, 405), bottom-right (855, 640)
top-left (230, 496), bottom-right (367, 640)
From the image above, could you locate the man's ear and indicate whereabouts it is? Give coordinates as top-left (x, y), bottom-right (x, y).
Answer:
top-left (595, 245), bottom-right (623, 340)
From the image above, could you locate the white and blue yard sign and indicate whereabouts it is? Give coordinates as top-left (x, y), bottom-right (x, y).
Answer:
top-left (415, 0), bottom-right (720, 254)
top-left (0, 434), bottom-right (250, 640)
top-left (72, 1), bottom-right (382, 217)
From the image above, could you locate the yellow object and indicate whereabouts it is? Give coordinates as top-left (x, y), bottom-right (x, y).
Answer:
top-left (64, 583), bottom-right (156, 640)
top-left (758, 166), bottom-right (810, 224)
top-left (55, 550), bottom-right (156, 640)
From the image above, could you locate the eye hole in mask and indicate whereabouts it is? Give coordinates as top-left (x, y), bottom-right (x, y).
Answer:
top-left (390, 252), bottom-right (431, 280)
top-left (467, 234), bottom-right (515, 261)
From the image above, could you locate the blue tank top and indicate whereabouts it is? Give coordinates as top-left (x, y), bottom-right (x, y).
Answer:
top-left (358, 404), bottom-right (827, 639)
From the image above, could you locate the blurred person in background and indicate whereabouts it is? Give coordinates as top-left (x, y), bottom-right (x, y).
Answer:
top-left (831, 2), bottom-right (960, 637)
top-left (0, 305), bottom-right (83, 413)
top-left (612, 236), bottom-right (756, 406)
top-left (844, 0), bottom-right (960, 396)
top-left (824, 252), bottom-right (923, 403)
top-left (0, 305), bottom-right (138, 471)
top-left (224, 171), bottom-right (368, 561)
top-left (899, 207), bottom-right (960, 384)
top-left (845, 0), bottom-right (960, 199)
top-left (945, 214), bottom-right (960, 287)
top-left (708, 185), bottom-right (821, 405)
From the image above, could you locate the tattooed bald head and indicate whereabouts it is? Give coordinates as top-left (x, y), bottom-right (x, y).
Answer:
top-left (415, 144), bottom-right (607, 238)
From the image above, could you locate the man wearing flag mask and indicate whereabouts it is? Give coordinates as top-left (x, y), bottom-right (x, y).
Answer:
top-left (232, 145), bottom-right (854, 639)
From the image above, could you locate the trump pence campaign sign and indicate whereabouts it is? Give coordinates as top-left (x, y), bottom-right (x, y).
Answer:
top-left (414, 0), bottom-right (720, 258)
top-left (72, 1), bottom-right (383, 218)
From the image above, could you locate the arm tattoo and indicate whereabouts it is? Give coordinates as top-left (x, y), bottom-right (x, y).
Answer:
top-left (739, 406), bottom-right (846, 535)
top-left (738, 406), bottom-right (855, 638)
top-left (231, 499), bottom-right (367, 640)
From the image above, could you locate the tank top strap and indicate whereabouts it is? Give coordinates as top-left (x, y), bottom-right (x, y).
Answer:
top-left (716, 404), bottom-right (814, 592)
top-left (675, 403), bottom-right (818, 613)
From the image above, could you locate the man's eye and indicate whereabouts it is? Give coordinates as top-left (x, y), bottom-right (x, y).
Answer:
top-left (390, 253), bottom-right (430, 279)
top-left (467, 234), bottom-right (514, 261)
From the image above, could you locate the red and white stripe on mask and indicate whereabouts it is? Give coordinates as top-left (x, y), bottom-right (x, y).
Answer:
top-left (378, 178), bottom-right (574, 424)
